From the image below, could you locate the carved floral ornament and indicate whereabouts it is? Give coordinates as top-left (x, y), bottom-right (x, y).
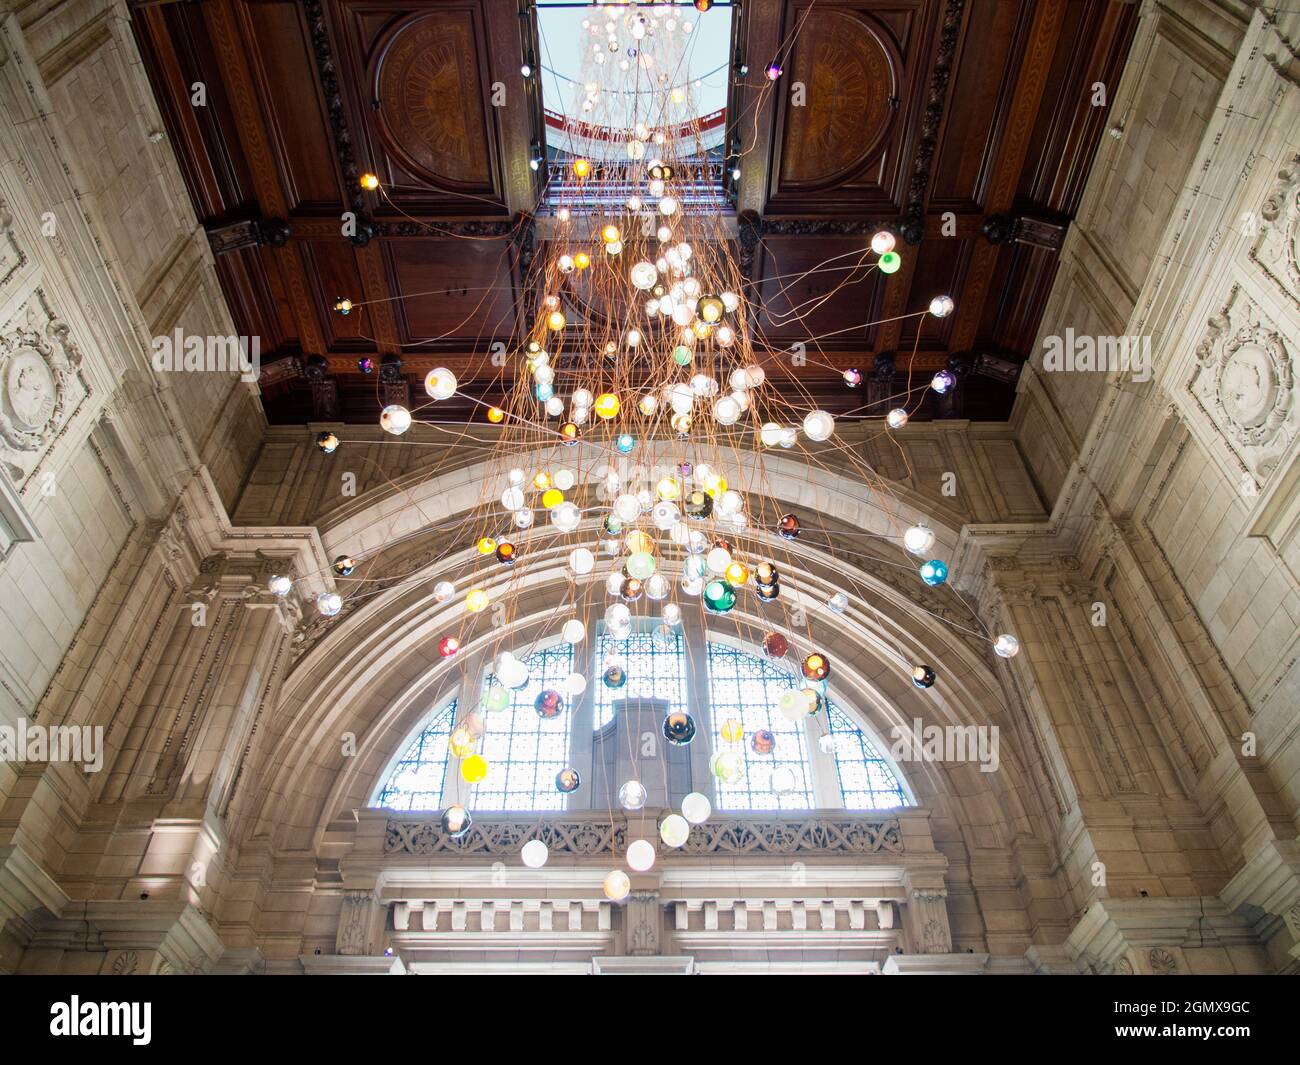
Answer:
top-left (0, 293), bottom-right (85, 481)
top-left (1191, 286), bottom-right (1295, 480)
top-left (1250, 157), bottom-right (1300, 304)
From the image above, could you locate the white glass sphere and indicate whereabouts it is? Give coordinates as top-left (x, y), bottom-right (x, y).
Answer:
top-left (929, 294), bottom-right (955, 318)
top-left (569, 547), bottom-right (595, 574)
top-left (605, 603), bottom-right (632, 629)
top-left (562, 619), bottom-right (587, 644)
top-left (681, 792), bottom-right (711, 825)
top-left (434, 580), bottom-right (455, 602)
top-left (514, 508), bottom-right (534, 529)
top-left (713, 396), bottom-right (741, 425)
top-left (828, 590), bottom-right (849, 613)
top-left (533, 364), bottom-right (555, 386)
top-left (680, 575), bottom-right (703, 596)
top-left (521, 839), bottom-right (549, 868)
top-left (380, 404), bottom-right (412, 435)
top-left (638, 393), bottom-right (658, 416)
top-left (544, 395), bottom-right (564, 417)
top-left (613, 493), bottom-right (642, 523)
top-left (508, 467), bottom-right (525, 486)
top-left (564, 672), bottom-right (588, 695)
top-left (554, 468), bottom-right (576, 491)
top-left (771, 766), bottom-right (798, 795)
top-left (803, 409), bottom-right (835, 442)
top-left (870, 230), bottom-right (896, 255)
top-left (552, 502), bottom-right (582, 532)
top-left (659, 813), bottom-right (690, 848)
top-left (690, 373), bottom-right (718, 397)
top-left (316, 591), bottom-right (342, 617)
top-left (659, 195), bottom-right (678, 215)
top-left (652, 501), bottom-right (680, 530)
top-left (716, 490), bottom-right (744, 518)
top-left (501, 486), bottom-right (525, 511)
top-left (630, 261), bottom-right (658, 290)
top-left (644, 573), bottom-right (670, 600)
top-left (618, 779), bottom-right (648, 811)
top-left (606, 571), bottom-right (624, 595)
top-left (887, 408), bottom-right (909, 429)
top-left (424, 367), bottom-right (457, 400)
top-left (721, 291), bottom-right (740, 312)
top-left (759, 422), bottom-right (784, 447)
top-left (603, 870), bottom-right (631, 901)
top-left (662, 603), bottom-right (682, 625)
top-left (572, 388), bottom-right (594, 409)
top-left (668, 382), bottom-right (694, 414)
top-left (706, 546), bottom-right (732, 574)
top-left (994, 633), bottom-right (1021, 658)
top-left (268, 575), bottom-right (292, 597)
top-left (626, 839), bottom-right (656, 872)
top-left (903, 523), bottom-right (936, 555)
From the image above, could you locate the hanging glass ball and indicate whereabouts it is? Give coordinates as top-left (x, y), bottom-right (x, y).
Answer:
top-left (521, 839), bottom-right (549, 868)
top-left (449, 725), bottom-right (476, 758)
top-left (929, 294), bottom-right (955, 318)
top-left (703, 579), bottom-right (736, 613)
top-left (618, 780), bottom-right (648, 811)
top-left (603, 665), bottom-right (627, 689)
top-left (721, 717), bottom-right (744, 743)
top-left (771, 766), bottom-right (798, 795)
top-left (556, 767), bottom-right (582, 793)
top-left (603, 870), bottom-right (631, 901)
top-left (603, 514), bottom-right (624, 536)
top-left (626, 551), bottom-right (657, 580)
top-left (616, 432), bottom-right (636, 454)
top-left (828, 591), bottom-right (849, 613)
top-left (778, 513), bottom-right (800, 539)
top-left (903, 523), bottom-right (936, 555)
top-left (535, 689), bottom-right (565, 719)
top-left (993, 634), bottom-right (1021, 658)
top-left (844, 367), bottom-right (862, 387)
top-left (802, 652), bottom-right (830, 681)
top-left (710, 750), bottom-right (744, 783)
top-left (912, 664), bottom-right (937, 689)
top-left (380, 404), bottom-right (412, 434)
top-left (460, 754), bottom-right (488, 783)
top-left (316, 592), bottom-right (343, 617)
top-left (684, 489), bottom-right (713, 518)
top-left (878, 251), bottom-right (901, 273)
top-left (762, 632), bottom-right (789, 658)
top-left (645, 573), bottom-right (670, 600)
top-left (754, 562), bottom-right (779, 587)
top-left (659, 814), bottom-right (690, 848)
top-left (316, 430), bottom-right (340, 454)
top-left (919, 559), bottom-right (949, 586)
top-left (930, 370), bottom-right (956, 394)
top-left (887, 407), bottom-right (909, 429)
top-left (483, 684), bottom-right (510, 712)
top-left (268, 575), bottom-right (292, 597)
top-left (662, 711), bottom-right (697, 746)
top-left (562, 619), bottom-right (586, 644)
top-left (438, 636), bottom-right (460, 658)
top-left (672, 344), bottom-right (693, 366)
top-left (332, 555), bottom-right (356, 576)
top-left (681, 792), bottom-right (712, 824)
top-left (803, 410), bottom-right (835, 441)
top-left (626, 839), bottom-right (656, 872)
top-left (620, 576), bottom-right (644, 602)
top-left (495, 541), bottom-right (517, 565)
top-left (750, 729), bottom-right (776, 755)
top-left (440, 804), bottom-right (472, 838)
top-left (870, 230), bottom-right (896, 255)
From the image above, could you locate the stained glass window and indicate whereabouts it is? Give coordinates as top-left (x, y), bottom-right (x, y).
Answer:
top-left (594, 626), bottom-right (691, 729)
top-left (828, 705), bottom-right (909, 809)
top-left (371, 698), bottom-right (457, 812)
top-left (706, 642), bottom-right (816, 811)
top-left (471, 643), bottom-right (576, 811)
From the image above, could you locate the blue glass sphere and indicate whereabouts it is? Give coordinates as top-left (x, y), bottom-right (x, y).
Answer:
top-left (616, 433), bottom-right (636, 454)
top-left (919, 559), bottom-right (948, 586)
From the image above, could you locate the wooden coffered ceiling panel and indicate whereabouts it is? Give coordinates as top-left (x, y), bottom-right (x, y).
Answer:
top-left (132, 0), bottom-right (1135, 425)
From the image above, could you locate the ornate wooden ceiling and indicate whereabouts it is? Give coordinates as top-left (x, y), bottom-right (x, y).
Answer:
top-left (132, 0), bottom-right (1136, 424)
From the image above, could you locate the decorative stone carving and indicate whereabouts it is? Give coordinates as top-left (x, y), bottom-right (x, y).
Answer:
top-left (1148, 947), bottom-right (1178, 975)
top-left (680, 816), bottom-right (904, 856)
top-left (337, 891), bottom-right (376, 956)
top-left (110, 950), bottom-right (140, 975)
top-left (0, 291), bottom-right (87, 483)
top-left (627, 892), bottom-right (661, 957)
top-left (1190, 285), bottom-right (1295, 482)
top-left (1249, 157), bottom-right (1299, 305)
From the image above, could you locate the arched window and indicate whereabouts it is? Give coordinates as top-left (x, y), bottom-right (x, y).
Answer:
top-left (371, 636), bottom-right (910, 813)
top-left (371, 697), bottom-right (457, 812)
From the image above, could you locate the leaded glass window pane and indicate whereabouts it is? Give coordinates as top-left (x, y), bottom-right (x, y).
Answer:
top-left (372, 699), bottom-right (456, 812)
top-left (828, 705), bottom-right (909, 809)
top-left (706, 642), bottom-right (815, 810)
top-left (594, 626), bottom-right (690, 729)
top-left (472, 643), bottom-right (576, 810)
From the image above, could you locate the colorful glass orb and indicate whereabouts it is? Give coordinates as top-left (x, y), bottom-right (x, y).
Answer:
top-left (572, 158), bottom-right (591, 178)
top-left (878, 251), bottom-right (902, 273)
top-left (887, 407), bottom-right (909, 429)
top-left (560, 421), bottom-right (579, 445)
top-left (334, 298), bottom-right (353, 316)
top-left (438, 636), bottom-right (460, 658)
top-left (483, 685), bottom-right (510, 712)
top-left (710, 749), bottom-right (745, 784)
top-left (919, 559), bottom-right (949, 586)
top-left (465, 588), bottom-right (490, 613)
top-left (762, 631), bottom-right (789, 659)
top-left (698, 294), bottom-right (725, 323)
top-left (477, 537), bottom-right (497, 555)
top-left (332, 555), bottom-right (356, 576)
top-left (756, 582), bottom-right (780, 602)
top-left (556, 767), bottom-right (582, 793)
top-left (440, 805), bottom-right (472, 838)
top-left (533, 470), bottom-right (552, 490)
top-left (546, 309), bottom-right (566, 331)
top-left (449, 726), bottom-right (476, 758)
top-left (380, 404), bottom-right (412, 433)
top-left (703, 579), bottom-right (737, 613)
top-left (671, 411), bottom-right (692, 436)
top-left (802, 652), bottom-right (831, 681)
top-left (495, 541), bottom-right (517, 565)
top-left (460, 754), bottom-right (489, 783)
top-left (541, 487), bottom-right (564, 509)
top-left (360, 172), bottom-right (380, 191)
top-left (659, 814), bottom-right (690, 848)
top-left (684, 489), bottom-right (713, 518)
top-left (721, 718), bottom-right (744, 743)
top-left (693, 0), bottom-right (713, 12)
top-left (594, 392), bottom-right (620, 419)
top-left (930, 370), bottom-right (956, 395)
top-left (535, 689), bottom-right (565, 719)
top-left (778, 513), bottom-right (801, 540)
top-left (315, 430), bottom-right (340, 454)
top-left (912, 664), bottom-right (937, 689)
top-left (618, 780), bottom-right (648, 811)
top-left (662, 711), bottom-right (697, 746)
top-left (750, 729), bottom-right (776, 755)
top-left (844, 367), bottom-right (862, 387)
top-left (626, 551), bottom-right (657, 580)
top-left (601, 224), bottom-right (621, 244)
top-left (620, 577), bottom-right (644, 603)
top-left (603, 665), bottom-right (627, 689)
top-left (616, 432), bottom-right (636, 454)
top-left (724, 560), bottom-right (749, 585)
top-left (574, 251), bottom-right (591, 270)
top-left (754, 562), bottom-right (780, 587)
top-left (800, 687), bottom-right (826, 716)
top-left (672, 344), bottom-right (693, 366)
top-left (625, 530), bottom-right (654, 554)
top-left (603, 515), bottom-right (624, 536)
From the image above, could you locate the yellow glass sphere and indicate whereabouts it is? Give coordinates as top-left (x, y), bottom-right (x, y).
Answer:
top-left (533, 471), bottom-right (551, 490)
top-left (704, 473), bottom-right (728, 498)
top-left (465, 588), bottom-right (490, 613)
top-left (450, 726), bottom-right (477, 758)
top-left (574, 252), bottom-right (591, 270)
top-left (542, 487), bottom-right (564, 509)
top-left (601, 224), bottom-right (621, 244)
top-left (725, 561), bottom-right (749, 585)
top-left (594, 393), bottom-right (620, 419)
top-left (626, 530), bottom-right (654, 554)
top-left (359, 172), bottom-right (379, 190)
top-left (656, 477), bottom-right (681, 501)
top-left (547, 310), bottom-right (566, 331)
top-left (692, 320), bottom-right (712, 339)
top-left (460, 754), bottom-right (489, 783)
top-left (671, 411), bottom-right (692, 435)
top-left (721, 718), bottom-right (744, 743)
top-left (486, 406), bottom-right (505, 423)
top-left (477, 537), bottom-right (496, 555)
top-left (573, 158), bottom-right (591, 178)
